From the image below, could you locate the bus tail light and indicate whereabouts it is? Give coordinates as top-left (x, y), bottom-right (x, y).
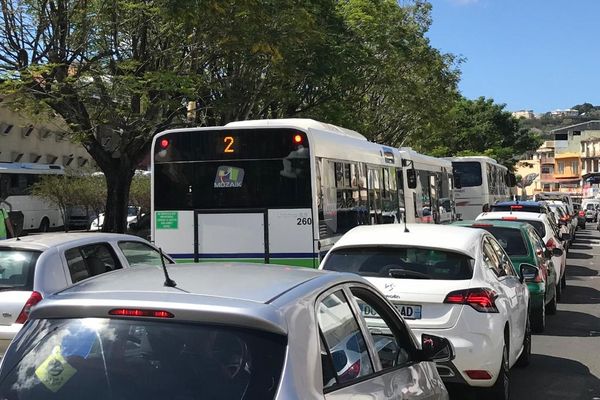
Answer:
top-left (16, 291), bottom-right (43, 324)
top-left (293, 134), bottom-right (303, 144)
top-left (159, 138), bottom-right (170, 149)
top-left (444, 288), bottom-right (499, 313)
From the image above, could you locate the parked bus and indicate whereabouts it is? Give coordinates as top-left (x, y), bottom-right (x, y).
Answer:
top-left (0, 163), bottom-right (64, 232)
top-left (152, 119), bottom-right (424, 267)
top-left (449, 156), bottom-right (514, 220)
top-left (400, 148), bottom-right (456, 224)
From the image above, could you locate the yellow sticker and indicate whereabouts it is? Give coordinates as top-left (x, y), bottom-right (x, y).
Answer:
top-left (35, 345), bottom-right (77, 393)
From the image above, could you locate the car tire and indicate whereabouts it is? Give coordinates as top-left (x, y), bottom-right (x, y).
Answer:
top-left (487, 342), bottom-right (510, 400)
top-left (38, 217), bottom-right (50, 233)
top-left (531, 302), bottom-right (545, 333)
top-left (516, 317), bottom-right (531, 367)
top-left (546, 291), bottom-right (558, 315)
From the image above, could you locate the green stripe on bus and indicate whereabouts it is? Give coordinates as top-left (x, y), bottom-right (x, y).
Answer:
top-left (174, 258), bottom-right (317, 268)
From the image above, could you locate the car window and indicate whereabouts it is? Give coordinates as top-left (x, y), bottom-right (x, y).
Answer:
top-left (65, 243), bottom-right (122, 283)
top-left (525, 227), bottom-right (546, 264)
top-left (482, 238), bottom-right (503, 277)
top-left (0, 318), bottom-right (286, 400)
top-left (118, 241), bottom-right (168, 266)
top-left (0, 249), bottom-right (40, 291)
top-left (322, 247), bottom-right (473, 280)
top-left (482, 227), bottom-right (528, 256)
top-left (317, 290), bottom-right (373, 389)
top-left (350, 287), bottom-right (414, 370)
top-left (489, 237), bottom-right (516, 276)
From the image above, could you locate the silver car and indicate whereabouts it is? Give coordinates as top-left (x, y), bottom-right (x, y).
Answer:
top-left (0, 232), bottom-right (173, 355)
top-left (0, 263), bottom-right (452, 399)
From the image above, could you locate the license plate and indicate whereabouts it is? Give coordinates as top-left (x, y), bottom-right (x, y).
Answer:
top-left (396, 304), bottom-right (422, 320)
top-left (360, 303), bottom-right (422, 320)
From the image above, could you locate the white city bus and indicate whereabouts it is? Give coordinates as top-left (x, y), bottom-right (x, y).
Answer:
top-left (152, 119), bottom-right (429, 267)
top-left (449, 156), bottom-right (513, 220)
top-left (0, 163), bottom-right (65, 232)
top-left (399, 148), bottom-right (456, 224)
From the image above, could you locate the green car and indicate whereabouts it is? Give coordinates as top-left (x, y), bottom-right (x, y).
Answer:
top-left (453, 220), bottom-right (558, 333)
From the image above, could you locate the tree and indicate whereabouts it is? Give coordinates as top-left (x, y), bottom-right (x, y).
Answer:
top-left (417, 97), bottom-right (543, 168)
top-left (0, 0), bottom-right (199, 232)
top-left (30, 175), bottom-right (75, 231)
top-left (1, 0), bottom-right (460, 233)
top-left (129, 173), bottom-right (150, 215)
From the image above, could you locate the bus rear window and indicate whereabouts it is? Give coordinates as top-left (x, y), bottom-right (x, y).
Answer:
top-left (453, 162), bottom-right (482, 187)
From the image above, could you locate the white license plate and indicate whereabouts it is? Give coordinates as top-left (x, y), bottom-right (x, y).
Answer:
top-left (360, 303), bottom-right (422, 320)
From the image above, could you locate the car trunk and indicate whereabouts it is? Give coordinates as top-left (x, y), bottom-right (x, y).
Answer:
top-left (0, 291), bottom-right (32, 325)
top-left (366, 277), bottom-right (470, 329)
top-left (0, 248), bottom-right (40, 325)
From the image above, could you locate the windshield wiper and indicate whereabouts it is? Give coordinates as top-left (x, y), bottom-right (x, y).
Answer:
top-left (387, 269), bottom-right (431, 279)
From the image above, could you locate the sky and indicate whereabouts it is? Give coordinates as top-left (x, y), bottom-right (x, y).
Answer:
top-left (426, 0), bottom-right (600, 113)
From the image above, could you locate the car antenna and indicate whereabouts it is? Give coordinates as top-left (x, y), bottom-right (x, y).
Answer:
top-left (159, 248), bottom-right (177, 287)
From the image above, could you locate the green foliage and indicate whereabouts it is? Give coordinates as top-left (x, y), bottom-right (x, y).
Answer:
top-left (129, 175), bottom-right (150, 214)
top-left (418, 97), bottom-right (543, 168)
top-left (30, 175), bottom-right (74, 231)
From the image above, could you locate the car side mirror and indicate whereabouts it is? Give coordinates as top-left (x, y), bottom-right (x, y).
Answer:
top-left (543, 248), bottom-right (552, 259)
top-left (519, 263), bottom-right (539, 283)
top-left (407, 169), bottom-right (417, 189)
top-left (420, 334), bottom-right (454, 363)
top-left (552, 247), bottom-right (564, 257)
top-left (560, 233), bottom-right (572, 242)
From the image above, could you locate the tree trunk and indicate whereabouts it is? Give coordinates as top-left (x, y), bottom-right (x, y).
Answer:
top-left (102, 164), bottom-right (135, 233)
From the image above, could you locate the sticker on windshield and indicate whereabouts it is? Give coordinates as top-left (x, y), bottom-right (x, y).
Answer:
top-left (35, 345), bottom-right (77, 393)
top-left (214, 166), bottom-right (245, 188)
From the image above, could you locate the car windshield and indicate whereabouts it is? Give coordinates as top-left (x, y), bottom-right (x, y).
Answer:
top-left (586, 204), bottom-right (597, 210)
top-left (0, 318), bottom-right (286, 400)
top-left (0, 249), bottom-right (40, 291)
top-left (322, 247), bottom-right (473, 280)
top-left (475, 227), bottom-right (528, 256)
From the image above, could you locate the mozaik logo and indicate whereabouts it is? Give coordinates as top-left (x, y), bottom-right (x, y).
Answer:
top-left (214, 166), bottom-right (245, 188)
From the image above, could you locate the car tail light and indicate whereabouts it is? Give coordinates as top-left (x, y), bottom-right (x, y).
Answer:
top-left (501, 216), bottom-right (518, 221)
top-left (339, 360), bottom-right (361, 381)
top-left (15, 291), bottom-right (43, 324)
top-left (579, 210), bottom-right (585, 217)
top-left (109, 309), bottom-right (174, 318)
top-left (465, 370), bottom-right (493, 380)
top-left (472, 223), bottom-right (494, 228)
top-left (510, 205), bottom-right (523, 210)
top-left (444, 288), bottom-right (499, 313)
top-left (546, 237), bottom-right (557, 250)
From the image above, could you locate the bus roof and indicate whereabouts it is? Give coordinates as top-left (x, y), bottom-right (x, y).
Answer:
top-left (399, 147), bottom-right (452, 168)
top-left (225, 118), bottom-right (367, 141)
top-left (0, 162), bottom-right (64, 175)
top-left (447, 156), bottom-right (506, 168)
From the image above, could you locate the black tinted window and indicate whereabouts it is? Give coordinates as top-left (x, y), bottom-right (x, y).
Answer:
top-left (452, 161), bottom-right (482, 187)
top-left (478, 227), bottom-right (528, 256)
top-left (323, 247), bottom-right (473, 280)
top-left (0, 249), bottom-right (39, 291)
top-left (154, 160), bottom-right (311, 210)
top-left (0, 318), bottom-right (286, 400)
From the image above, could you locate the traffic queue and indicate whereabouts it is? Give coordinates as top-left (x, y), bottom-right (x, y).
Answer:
top-left (0, 119), bottom-right (584, 400)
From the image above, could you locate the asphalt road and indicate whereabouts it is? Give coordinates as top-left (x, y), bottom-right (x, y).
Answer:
top-left (510, 223), bottom-right (600, 400)
top-left (449, 223), bottom-right (600, 400)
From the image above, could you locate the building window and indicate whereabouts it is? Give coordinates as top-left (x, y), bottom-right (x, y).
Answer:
top-left (572, 161), bottom-right (579, 175)
top-left (557, 162), bottom-right (565, 174)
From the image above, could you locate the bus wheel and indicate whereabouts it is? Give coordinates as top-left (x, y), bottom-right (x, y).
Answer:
top-left (38, 218), bottom-right (50, 233)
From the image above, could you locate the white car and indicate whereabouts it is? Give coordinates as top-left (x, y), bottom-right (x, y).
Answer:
top-left (90, 206), bottom-right (141, 231)
top-left (0, 232), bottom-right (174, 355)
top-left (476, 211), bottom-right (569, 300)
top-left (320, 224), bottom-right (534, 399)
